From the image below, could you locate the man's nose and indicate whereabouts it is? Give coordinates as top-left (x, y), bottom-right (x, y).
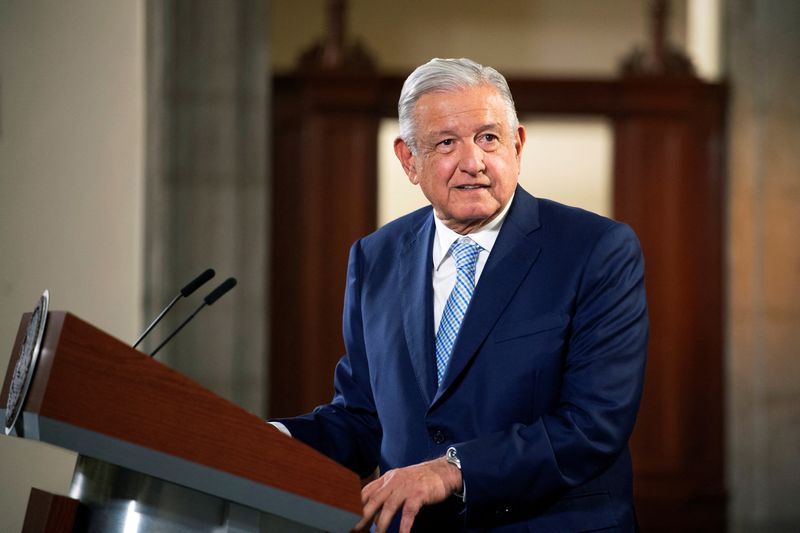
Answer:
top-left (457, 142), bottom-right (486, 176)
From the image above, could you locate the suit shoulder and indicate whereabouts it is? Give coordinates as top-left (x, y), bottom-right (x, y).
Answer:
top-left (537, 197), bottom-right (612, 229)
top-left (536, 197), bottom-right (635, 241)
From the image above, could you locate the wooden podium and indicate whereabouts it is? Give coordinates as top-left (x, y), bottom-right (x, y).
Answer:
top-left (1, 311), bottom-right (361, 532)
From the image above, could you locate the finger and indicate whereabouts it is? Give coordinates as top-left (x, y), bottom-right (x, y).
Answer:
top-left (360, 479), bottom-right (378, 505)
top-left (361, 470), bottom-right (393, 503)
top-left (398, 500), bottom-right (421, 533)
top-left (356, 483), bottom-right (388, 531)
top-left (350, 524), bottom-right (371, 533)
top-left (353, 506), bottom-right (376, 533)
top-left (374, 493), bottom-right (404, 533)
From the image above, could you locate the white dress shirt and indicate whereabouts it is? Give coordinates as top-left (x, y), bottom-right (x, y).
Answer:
top-left (431, 195), bottom-right (514, 334)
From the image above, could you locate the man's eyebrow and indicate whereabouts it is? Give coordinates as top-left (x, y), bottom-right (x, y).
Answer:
top-left (426, 128), bottom-right (458, 138)
top-left (476, 122), bottom-right (501, 132)
top-left (426, 123), bottom-right (502, 138)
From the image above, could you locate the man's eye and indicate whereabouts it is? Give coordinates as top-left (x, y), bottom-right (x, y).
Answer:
top-left (435, 139), bottom-right (456, 152)
top-left (481, 134), bottom-right (498, 142)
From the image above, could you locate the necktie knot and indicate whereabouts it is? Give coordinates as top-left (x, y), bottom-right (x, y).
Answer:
top-left (451, 239), bottom-right (481, 273)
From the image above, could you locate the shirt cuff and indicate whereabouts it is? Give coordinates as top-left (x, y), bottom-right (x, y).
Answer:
top-left (268, 421), bottom-right (292, 437)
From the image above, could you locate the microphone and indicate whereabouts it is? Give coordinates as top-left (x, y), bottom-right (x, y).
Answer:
top-left (149, 277), bottom-right (237, 358)
top-left (132, 268), bottom-right (216, 349)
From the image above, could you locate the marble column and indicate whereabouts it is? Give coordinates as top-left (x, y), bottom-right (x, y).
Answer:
top-left (726, 1), bottom-right (800, 531)
top-left (144, 0), bottom-right (269, 415)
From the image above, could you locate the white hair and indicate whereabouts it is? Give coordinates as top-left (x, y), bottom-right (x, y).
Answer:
top-left (398, 58), bottom-right (519, 154)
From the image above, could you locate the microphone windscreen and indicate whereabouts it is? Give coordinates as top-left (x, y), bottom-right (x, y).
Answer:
top-left (180, 268), bottom-right (215, 297)
top-left (204, 277), bottom-right (237, 305)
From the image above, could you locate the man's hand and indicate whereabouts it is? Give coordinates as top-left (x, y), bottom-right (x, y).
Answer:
top-left (353, 456), bottom-right (463, 533)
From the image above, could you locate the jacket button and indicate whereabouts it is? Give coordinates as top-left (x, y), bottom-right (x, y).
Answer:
top-left (432, 429), bottom-right (446, 444)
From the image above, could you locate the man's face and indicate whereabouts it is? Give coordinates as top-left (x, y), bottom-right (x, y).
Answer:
top-left (394, 84), bottom-right (525, 234)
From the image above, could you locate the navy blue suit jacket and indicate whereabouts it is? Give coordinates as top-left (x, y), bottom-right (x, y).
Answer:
top-left (277, 187), bottom-right (648, 532)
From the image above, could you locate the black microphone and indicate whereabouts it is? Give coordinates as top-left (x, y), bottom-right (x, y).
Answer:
top-left (132, 268), bottom-right (215, 349)
top-left (149, 277), bottom-right (237, 358)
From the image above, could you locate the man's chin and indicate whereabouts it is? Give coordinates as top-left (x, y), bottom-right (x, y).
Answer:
top-left (457, 203), bottom-right (502, 221)
top-left (441, 207), bottom-right (502, 233)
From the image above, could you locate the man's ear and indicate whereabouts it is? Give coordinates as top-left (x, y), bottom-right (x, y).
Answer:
top-left (394, 137), bottom-right (418, 184)
top-left (514, 125), bottom-right (526, 162)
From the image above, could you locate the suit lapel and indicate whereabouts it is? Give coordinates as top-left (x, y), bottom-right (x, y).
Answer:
top-left (434, 189), bottom-right (542, 405)
top-left (400, 212), bottom-right (438, 406)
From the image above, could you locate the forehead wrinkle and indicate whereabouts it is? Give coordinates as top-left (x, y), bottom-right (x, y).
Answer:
top-left (426, 122), bottom-right (503, 139)
top-left (420, 105), bottom-right (494, 124)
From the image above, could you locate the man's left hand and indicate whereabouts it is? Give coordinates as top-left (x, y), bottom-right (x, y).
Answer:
top-left (353, 456), bottom-right (463, 533)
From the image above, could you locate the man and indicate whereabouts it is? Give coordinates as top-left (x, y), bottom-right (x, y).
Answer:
top-left (273, 58), bottom-right (648, 532)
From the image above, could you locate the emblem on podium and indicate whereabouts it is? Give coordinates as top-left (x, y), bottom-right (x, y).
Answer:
top-left (4, 290), bottom-right (49, 435)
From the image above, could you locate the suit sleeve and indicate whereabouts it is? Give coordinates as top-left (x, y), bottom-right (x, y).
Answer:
top-left (272, 240), bottom-right (382, 478)
top-left (456, 222), bottom-right (648, 510)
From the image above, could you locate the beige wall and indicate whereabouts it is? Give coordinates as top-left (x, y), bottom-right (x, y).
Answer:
top-left (0, 1), bottom-right (145, 531)
top-left (271, 0), bottom-right (686, 76)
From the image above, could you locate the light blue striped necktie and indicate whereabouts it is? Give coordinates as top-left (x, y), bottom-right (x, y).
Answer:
top-left (435, 238), bottom-right (482, 385)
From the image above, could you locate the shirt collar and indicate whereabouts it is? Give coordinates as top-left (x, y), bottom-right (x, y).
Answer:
top-left (432, 193), bottom-right (515, 271)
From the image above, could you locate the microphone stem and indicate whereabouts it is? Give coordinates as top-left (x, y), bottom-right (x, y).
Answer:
top-left (150, 302), bottom-right (207, 357)
top-left (133, 293), bottom-right (182, 349)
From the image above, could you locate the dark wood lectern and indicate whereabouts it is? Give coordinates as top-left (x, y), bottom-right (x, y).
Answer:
top-left (1, 311), bottom-right (361, 532)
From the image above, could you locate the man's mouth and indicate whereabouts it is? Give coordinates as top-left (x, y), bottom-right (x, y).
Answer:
top-left (455, 184), bottom-right (486, 190)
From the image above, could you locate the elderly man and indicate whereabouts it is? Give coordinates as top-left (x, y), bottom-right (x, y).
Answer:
top-left (272, 58), bottom-right (648, 532)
